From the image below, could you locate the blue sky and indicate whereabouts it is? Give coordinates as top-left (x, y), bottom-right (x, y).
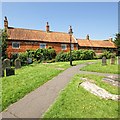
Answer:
top-left (2, 2), bottom-right (118, 40)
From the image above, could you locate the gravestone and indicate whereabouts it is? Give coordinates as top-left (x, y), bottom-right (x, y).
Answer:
top-left (15, 58), bottom-right (21, 69)
top-left (2, 69), bottom-right (4, 77)
top-left (111, 56), bottom-right (115, 65)
top-left (3, 58), bottom-right (10, 70)
top-left (27, 58), bottom-right (33, 64)
top-left (0, 69), bottom-right (4, 77)
top-left (102, 56), bottom-right (107, 65)
top-left (6, 67), bottom-right (15, 76)
top-left (118, 56), bottom-right (120, 65)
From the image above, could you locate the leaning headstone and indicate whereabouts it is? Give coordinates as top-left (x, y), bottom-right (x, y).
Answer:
top-left (6, 67), bottom-right (15, 76)
top-left (111, 56), bottom-right (115, 65)
top-left (118, 56), bottom-right (120, 65)
top-left (3, 58), bottom-right (10, 70)
top-left (102, 56), bottom-right (107, 65)
top-left (15, 58), bottom-right (21, 69)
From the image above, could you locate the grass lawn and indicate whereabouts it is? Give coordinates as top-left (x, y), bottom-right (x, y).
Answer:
top-left (43, 74), bottom-right (119, 118)
top-left (1, 59), bottom-right (96, 111)
top-left (80, 59), bottom-right (119, 74)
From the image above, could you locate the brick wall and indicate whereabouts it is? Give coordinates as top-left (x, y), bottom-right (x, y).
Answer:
top-left (6, 40), bottom-right (78, 58)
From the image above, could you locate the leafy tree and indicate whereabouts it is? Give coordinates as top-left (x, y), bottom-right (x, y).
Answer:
top-left (113, 33), bottom-right (120, 55)
top-left (114, 33), bottom-right (120, 48)
top-left (0, 29), bottom-right (8, 60)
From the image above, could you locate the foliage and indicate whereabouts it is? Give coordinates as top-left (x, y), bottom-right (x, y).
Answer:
top-left (98, 51), bottom-right (116, 59)
top-left (43, 74), bottom-right (118, 118)
top-left (27, 50), bottom-right (36, 58)
top-left (55, 50), bottom-right (96, 62)
top-left (34, 48), bottom-right (56, 62)
top-left (1, 29), bottom-right (8, 60)
top-left (114, 33), bottom-right (120, 48)
top-left (19, 52), bottom-right (28, 66)
top-left (113, 33), bottom-right (120, 55)
top-left (9, 48), bottom-right (56, 66)
top-left (9, 53), bottom-right (18, 66)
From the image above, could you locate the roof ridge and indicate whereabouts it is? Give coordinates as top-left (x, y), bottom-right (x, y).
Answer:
top-left (8, 27), bottom-right (45, 32)
top-left (77, 39), bottom-right (109, 41)
top-left (8, 27), bottom-right (69, 35)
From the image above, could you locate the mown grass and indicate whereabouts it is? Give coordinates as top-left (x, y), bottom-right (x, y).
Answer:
top-left (2, 59), bottom-right (96, 111)
top-left (80, 59), bottom-right (119, 74)
top-left (43, 74), bottom-right (119, 118)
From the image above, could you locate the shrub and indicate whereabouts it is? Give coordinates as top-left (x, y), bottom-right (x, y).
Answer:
top-left (19, 52), bottom-right (28, 66)
top-left (98, 51), bottom-right (116, 59)
top-left (27, 50), bottom-right (36, 58)
top-left (48, 48), bottom-right (56, 59)
top-left (10, 53), bottom-right (19, 66)
top-left (34, 48), bottom-right (56, 62)
top-left (55, 50), bottom-right (96, 62)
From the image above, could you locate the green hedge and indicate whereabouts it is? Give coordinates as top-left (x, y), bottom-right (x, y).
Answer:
top-left (9, 48), bottom-right (56, 66)
top-left (34, 48), bottom-right (56, 61)
top-left (19, 52), bottom-right (28, 66)
top-left (55, 50), bottom-right (96, 62)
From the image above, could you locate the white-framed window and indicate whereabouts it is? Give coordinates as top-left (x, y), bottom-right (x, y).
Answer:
top-left (40, 43), bottom-right (46, 49)
top-left (12, 42), bottom-right (20, 49)
top-left (71, 44), bottom-right (74, 50)
top-left (61, 44), bottom-right (67, 50)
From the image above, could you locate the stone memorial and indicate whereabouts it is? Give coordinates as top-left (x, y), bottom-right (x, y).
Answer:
top-left (27, 58), bottom-right (33, 64)
top-left (15, 58), bottom-right (21, 69)
top-left (111, 56), bottom-right (115, 65)
top-left (102, 56), bottom-right (107, 65)
top-left (0, 69), bottom-right (4, 77)
top-left (2, 69), bottom-right (4, 77)
top-left (6, 67), bottom-right (15, 76)
top-left (3, 58), bottom-right (10, 70)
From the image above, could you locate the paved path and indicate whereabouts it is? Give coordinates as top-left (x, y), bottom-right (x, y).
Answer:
top-left (1, 62), bottom-right (118, 119)
top-left (2, 63), bottom-right (88, 119)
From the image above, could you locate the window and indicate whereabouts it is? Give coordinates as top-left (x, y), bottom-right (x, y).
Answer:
top-left (12, 42), bottom-right (20, 49)
top-left (76, 44), bottom-right (78, 49)
top-left (71, 44), bottom-right (74, 50)
top-left (40, 43), bottom-right (46, 49)
top-left (61, 44), bottom-right (67, 50)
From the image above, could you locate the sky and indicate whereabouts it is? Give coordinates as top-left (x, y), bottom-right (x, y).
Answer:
top-left (1, 2), bottom-right (118, 40)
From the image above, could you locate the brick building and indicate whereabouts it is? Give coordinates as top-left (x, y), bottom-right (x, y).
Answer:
top-left (4, 17), bottom-right (78, 58)
top-left (4, 17), bottom-right (117, 58)
top-left (77, 34), bottom-right (117, 55)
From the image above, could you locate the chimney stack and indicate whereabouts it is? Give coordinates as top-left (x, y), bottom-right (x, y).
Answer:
top-left (4, 16), bottom-right (8, 29)
top-left (86, 34), bottom-right (89, 40)
top-left (109, 37), bottom-right (113, 42)
top-left (46, 22), bottom-right (50, 32)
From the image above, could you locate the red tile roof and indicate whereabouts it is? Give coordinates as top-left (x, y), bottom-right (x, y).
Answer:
top-left (7, 27), bottom-right (77, 43)
top-left (77, 39), bottom-right (117, 48)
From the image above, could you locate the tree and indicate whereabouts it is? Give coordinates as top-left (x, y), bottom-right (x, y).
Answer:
top-left (114, 33), bottom-right (120, 47)
top-left (114, 33), bottom-right (120, 55)
top-left (0, 29), bottom-right (8, 60)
